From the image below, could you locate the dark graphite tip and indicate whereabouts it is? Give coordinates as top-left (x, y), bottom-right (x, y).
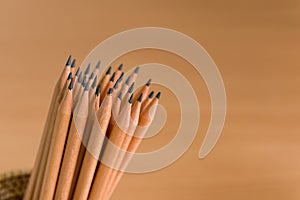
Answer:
top-left (128, 93), bottom-right (133, 104)
top-left (125, 76), bottom-right (130, 85)
top-left (66, 55), bottom-right (72, 66)
top-left (95, 84), bottom-right (101, 96)
top-left (113, 79), bottom-right (119, 89)
top-left (118, 72), bottom-right (124, 82)
top-left (146, 79), bottom-right (152, 86)
top-left (92, 76), bottom-right (98, 88)
top-left (82, 75), bottom-right (87, 87)
top-left (85, 64), bottom-right (91, 75)
top-left (71, 59), bottom-right (76, 68)
top-left (118, 63), bottom-right (123, 70)
top-left (118, 91), bottom-right (123, 100)
top-left (89, 72), bottom-right (95, 80)
top-left (106, 66), bottom-right (112, 75)
top-left (134, 66), bottom-right (140, 74)
top-left (68, 79), bottom-right (73, 90)
top-left (138, 93), bottom-right (143, 102)
top-left (128, 83), bottom-right (134, 93)
top-left (110, 72), bottom-right (116, 82)
top-left (156, 92), bottom-right (161, 99)
top-left (107, 88), bottom-right (113, 95)
top-left (96, 61), bottom-right (101, 69)
top-left (148, 91), bottom-right (154, 98)
top-left (75, 67), bottom-right (80, 76)
top-left (78, 72), bottom-right (82, 83)
top-left (67, 72), bottom-right (72, 80)
top-left (84, 84), bottom-right (89, 91)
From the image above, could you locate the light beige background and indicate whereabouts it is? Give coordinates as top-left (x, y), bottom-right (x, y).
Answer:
top-left (0, 0), bottom-right (299, 199)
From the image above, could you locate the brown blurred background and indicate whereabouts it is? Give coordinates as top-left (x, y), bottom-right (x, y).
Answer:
top-left (0, 0), bottom-right (299, 199)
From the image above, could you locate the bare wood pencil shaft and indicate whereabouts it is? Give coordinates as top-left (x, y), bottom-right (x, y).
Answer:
top-left (73, 93), bottom-right (112, 200)
top-left (89, 100), bottom-right (131, 200)
top-left (54, 90), bottom-right (88, 200)
top-left (39, 87), bottom-right (73, 200)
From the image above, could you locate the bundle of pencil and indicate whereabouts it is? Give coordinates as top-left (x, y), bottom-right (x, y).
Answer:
top-left (23, 55), bottom-right (161, 200)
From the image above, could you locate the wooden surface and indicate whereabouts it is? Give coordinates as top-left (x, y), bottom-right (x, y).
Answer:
top-left (0, 0), bottom-right (299, 199)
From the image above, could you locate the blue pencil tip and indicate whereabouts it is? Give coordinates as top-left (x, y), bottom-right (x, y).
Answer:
top-left (118, 91), bottom-right (123, 100)
top-left (110, 72), bottom-right (116, 82)
top-left (89, 72), bottom-right (95, 80)
top-left (148, 91), bottom-right (154, 98)
top-left (96, 61), bottom-right (101, 69)
top-left (106, 66), bottom-right (112, 75)
top-left (66, 55), bottom-right (72, 66)
top-left (84, 84), bottom-right (89, 91)
top-left (129, 93), bottom-right (133, 104)
top-left (138, 93), bottom-right (143, 102)
top-left (78, 72), bottom-right (82, 83)
top-left (125, 76), bottom-right (130, 85)
top-left (68, 79), bottom-right (73, 90)
top-left (118, 64), bottom-right (123, 70)
top-left (67, 72), bottom-right (72, 80)
top-left (85, 64), bottom-right (91, 75)
top-left (71, 59), bottom-right (76, 68)
top-left (128, 83), bottom-right (134, 93)
top-left (107, 88), bottom-right (113, 95)
top-left (75, 68), bottom-right (80, 76)
top-left (156, 92), bottom-right (161, 99)
top-left (95, 84), bottom-right (101, 96)
top-left (134, 66), bottom-right (140, 74)
top-left (113, 79), bottom-right (119, 89)
top-left (92, 76), bottom-right (97, 88)
top-left (118, 72), bottom-right (124, 82)
top-left (82, 75), bottom-right (87, 87)
top-left (146, 79), bottom-right (152, 86)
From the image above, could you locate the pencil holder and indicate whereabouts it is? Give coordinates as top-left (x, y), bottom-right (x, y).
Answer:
top-left (0, 171), bottom-right (30, 200)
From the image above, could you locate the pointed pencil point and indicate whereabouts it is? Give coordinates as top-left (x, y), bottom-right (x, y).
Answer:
top-left (128, 83), bottom-right (134, 93)
top-left (107, 88), bottom-right (113, 95)
top-left (110, 72), bottom-right (116, 82)
top-left (84, 64), bottom-right (91, 75)
top-left (75, 68), bottom-right (80, 76)
top-left (68, 79), bottom-right (73, 90)
top-left (118, 91), bottom-right (123, 100)
top-left (106, 66), bottom-right (112, 75)
top-left (89, 72), bottom-right (95, 80)
top-left (71, 59), bottom-right (76, 68)
top-left (67, 72), bottom-right (72, 80)
top-left (96, 61), bottom-right (101, 69)
top-left (156, 92), bottom-right (161, 99)
top-left (125, 76), bottom-right (130, 85)
top-left (92, 76), bottom-right (97, 88)
top-left (138, 93), bottom-right (143, 102)
top-left (78, 72), bottom-right (82, 83)
top-left (95, 84), bottom-right (100, 96)
top-left (134, 66), bottom-right (140, 74)
top-left (113, 79), bottom-right (119, 89)
top-left (129, 93), bottom-right (133, 104)
top-left (82, 75), bottom-right (87, 87)
top-left (148, 91), bottom-right (154, 98)
top-left (66, 55), bottom-right (72, 66)
top-left (84, 84), bottom-right (89, 91)
top-left (118, 72), bottom-right (124, 82)
top-left (118, 64), bottom-right (123, 70)
top-left (146, 79), bottom-right (152, 86)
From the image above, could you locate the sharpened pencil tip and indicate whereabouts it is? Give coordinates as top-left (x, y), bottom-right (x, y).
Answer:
top-left (134, 66), bottom-right (140, 74)
top-left (129, 93), bottom-right (133, 104)
top-left (78, 72), bottom-right (82, 83)
top-left (96, 61), bottom-right (101, 69)
top-left (89, 72), bottom-right (95, 80)
top-left (125, 76), bottom-right (130, 85)
top-left (118, 72), bottom-right (124, 82)
top-left (92, 76), bottom-right (97, 89)
top-left (118, 91), bottom-right (123, 100)
top-left (118, 64), bottom-right (123, 70)
top-left (138, 93), bottom-right (143, 102)
top-left (106, 66), bottom-right (112, 75)
top-left (82, 76), bottom-right (87, 87)
top-left (75, 68), bottom-right (80, 76)
top-left (68, 79), bottom-right (73, 90)
top-left (110, 72), bottom-right (116, 82)
top-left (108, 88), bottom-right (113, 95)
top-left (113, 79), bottom-right (119, 89)
top-left (67, 72), bottom-right (72, 80)
top-left (71, 59), bottom-right (76, 68)
top-left (95, 84), bottom-right (100, 96)
top-left (128, 83), bottom-right (134, 93)
top-left (156, 92), bottom-right (161, 99)
top-left (84, 84), bottom-right (89, 91)
top-left (146, 79), bottom-right (152, 86)
top-left (85, 64), bottom-right (91, 75)
top-left (66, 55), bottom-right (72, 66)
top-left (148, 91), bottom-right (154, 98)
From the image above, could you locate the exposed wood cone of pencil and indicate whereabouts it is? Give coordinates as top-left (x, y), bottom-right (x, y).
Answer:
top-left (24, 56), bottom-right (161, 200)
